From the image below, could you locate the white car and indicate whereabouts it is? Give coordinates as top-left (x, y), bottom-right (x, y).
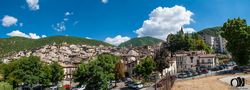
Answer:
top-left (49, 86), bottom-right (58, 90)
top-left (178, 73), bottom-right (188, 78)
top-left (72, 85), bottom-right (86, 90)
top-left (128, 82), bottom-right (143, 89)
top-left (133, 82), bottom-right (143, 89)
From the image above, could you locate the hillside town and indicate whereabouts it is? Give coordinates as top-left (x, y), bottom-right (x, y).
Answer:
top-left (1, 1), bottom-right (250, 90)
top-left (1, 24), bottom-right (249, 90)
top-left (1, 31), bottom-right (221, 89)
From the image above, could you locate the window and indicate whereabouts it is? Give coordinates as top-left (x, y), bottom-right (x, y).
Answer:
top-left (208, 59), bottom-right (212, 63)
top-left (191, 59), bottom-right (193, 63)
top-left (202, 59), bottom-right (205, 64)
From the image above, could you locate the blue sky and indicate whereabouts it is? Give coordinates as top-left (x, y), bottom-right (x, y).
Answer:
top-left (0, 0), bottom-right (250, 45)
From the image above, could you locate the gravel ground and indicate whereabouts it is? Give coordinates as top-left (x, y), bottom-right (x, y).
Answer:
top-left (172, 75), bottom-right (235, 90)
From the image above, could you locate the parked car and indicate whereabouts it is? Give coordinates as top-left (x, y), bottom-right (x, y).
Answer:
top-left (72, 85), bottom-right (86, 90)
top-left (190, 70), bottom-right (198, 76)
top-left (128, 82), bottom-right (143, 89)
top-left (196, 70), bottom-right (202, 75)
top-left (125, 78), bottom-right (133, 82)
top-left (201, 69), bottom-right (209, 74)
top-left (211, 67), bottom-right (220, 71)
top-left (127, 81), bottom-right (134, 87)
top-left (218, 66), bottom-right (224, 70)
top-left (184, 71), bottom-right (193, 77)
top-left (222, 64), bottom-right (229, 69)
top-left (233, 65), bottom-right (250, 72)
top-left (63, 84), bottom-right (71, 90)
top-left (133, 82), bottom-right (144, 89)
top-left (178, 73), bottom-right (188, 78)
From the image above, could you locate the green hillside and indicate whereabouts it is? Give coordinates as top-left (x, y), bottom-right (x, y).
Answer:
top-left (0, 36), bottom-right (112, 58)
top-left (119, 36), bottom-right (163, 47)
top-left (198, 26), bottom-right (222, 37)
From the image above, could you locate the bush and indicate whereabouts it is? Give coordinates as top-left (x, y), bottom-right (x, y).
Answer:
top-left (0, 82), bottom-right (13, 90)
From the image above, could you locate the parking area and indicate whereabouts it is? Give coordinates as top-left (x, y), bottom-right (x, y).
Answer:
top-left (176, 65), bottom-right (235, 80)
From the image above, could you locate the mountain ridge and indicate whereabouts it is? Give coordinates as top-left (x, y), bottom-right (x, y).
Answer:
top-left (119, 36), bottom-right (163, 47)
top-left (0, 36), bottom-right (112, 58)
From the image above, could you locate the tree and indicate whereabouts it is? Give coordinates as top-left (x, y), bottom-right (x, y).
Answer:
top-left (114, 61), bottom-right (125, 86)
top-left (221, 18), bottom-right (250, 65)
top-left (39, 64), bottom-right (52, 86)
top-left (5, 56), bottom-right (45, 88)
top-left (0, 63), bottom-right (7, 81)
top-left (94, 54), bottom-right (120, 80)
top-left (114, 61), bottom-right (125, 80)
top-left (73, 54), bottom-right (120, 90)
top-left (134, 56), bottom-right (156, 79)
top-left (167, 31), bottom-right (211, 53)
top-left (73, 64), bottom-right (89, 87)
top-left (73, 62), bottom-right (110, 90)
top-left (49, 62), bottom-right (64, 85)
top-left (155, 48), bottom-right (170, 74)
top-left (4, 56), bottom-right (52, 88)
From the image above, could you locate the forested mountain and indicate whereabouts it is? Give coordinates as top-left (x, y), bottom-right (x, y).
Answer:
top-left (0, 36), bottom-right (112, 58)
top-left (119, 36), bottom-right (163, 47)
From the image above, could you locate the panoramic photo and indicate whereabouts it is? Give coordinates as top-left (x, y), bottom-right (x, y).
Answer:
top-left (0, 0), bottom-right (250, 90)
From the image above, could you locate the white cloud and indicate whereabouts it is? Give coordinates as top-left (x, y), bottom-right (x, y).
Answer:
top-left (65, 12), bottom-right (74, 16)
top-left (52, 22), bottom-right (66, 32)
top-left (183, 28), bottom-right (196, 33)
top-left (28, 33), bottom-right (40, 39)
top-left (105, 35), bottom-right (130, 46)
top-left (7, 30), bottom-right (29, 38)
top-left (1, 15), bottom-right (18, 27)
top-left (52, 12), bottom-right (75, 32)
top-left (7, 30), bottom-right (46, 39)
top-left (26, 0), bottom-right (39, 11)
top-left (135, 5), bottom-right (195, 40)
top-left (101, 0), bottom-right (108, 4)
top-left (85, 37), bottom-right (92, 39)
top-left (41, 35), bottom-right (47, 38)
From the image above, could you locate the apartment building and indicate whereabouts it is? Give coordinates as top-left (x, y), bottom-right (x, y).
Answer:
top-left (200, 34), bottom-right (227, 53)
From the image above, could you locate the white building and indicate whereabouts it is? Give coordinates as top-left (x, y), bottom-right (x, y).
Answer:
top-left (162, 58), bottom-right (177, 76)
top-left (176, 51), bottom-right (218, 72)
top-left (200, 34), bottom-right (227, 53)
top-left (198, 54), bottom-right (217, 68)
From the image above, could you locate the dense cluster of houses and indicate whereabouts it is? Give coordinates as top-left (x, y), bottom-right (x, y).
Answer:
top-left (1, 41), bottom-right (218, 84)
top-left (1, 43), bottom-right (161, 80)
